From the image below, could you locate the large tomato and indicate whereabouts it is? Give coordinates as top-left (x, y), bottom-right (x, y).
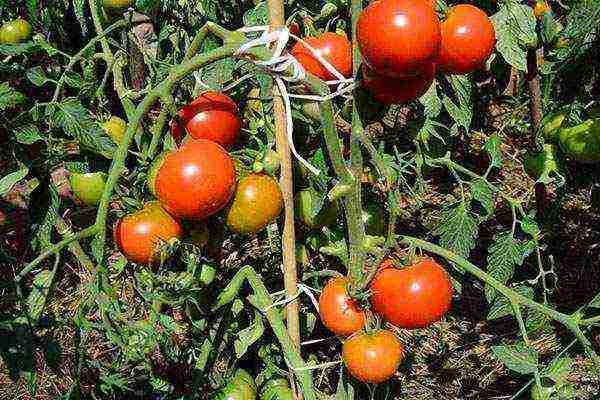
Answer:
top-left (357, 0), bottom-right (441, 78)
top-left (69, 172), bottom-right (107, 207)
top-left (290, 32), bottom-right (352, 81)
top-left (294, 188), bottom-right (339, 230)
top-left (370, 258), bottom-right (453, 329)
top-left (170, 91), bottom-right (241, 149)
top-left (214, 369), bottom-right (257, 400)
top-left (342, 330), bottom-right (404, 383)
top-left (318, 277), bottom-right (365, 337)
top-left (226, 173), bottom-right (284, 234)
top-left (155, 139), bottom-right (237, 220)
top-left (114, 202), bottom-right (182, 265)
top-left (102, 116), bottom-right (127, 145)
top-left (0, 19), bottom-right (32, 45)
top-left (437, 5), bottom-right (496, 75)
top-left (362, 63), bottom-right (435, 104)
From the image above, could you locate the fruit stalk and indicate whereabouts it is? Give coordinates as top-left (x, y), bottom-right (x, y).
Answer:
top-left (267, 0), bottom-right (303, 397)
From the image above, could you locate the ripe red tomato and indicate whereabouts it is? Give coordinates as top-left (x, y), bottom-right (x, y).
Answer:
top-left (226, 173), bottom-right (284, 234)
top-left (114, 202), bottom-right (182, 265)
top-left (357, 0), bottom-right (441, 78)
top-left (342, 330), bottom-right (404, 383)
top-left (318, 277), bottom-right (365, 337)
top-left (362, 63), bottom-right (435, 104)
top-left (370, 258), bottom-right (453, 329)
top-left (290, 32), bottom-right (352, 81)
top-left (155, 139), bottom-right (237, 220)
top-left (437, 5), bottom-right (496, 75)
top-left (170, 91), bottom-right (241, 149)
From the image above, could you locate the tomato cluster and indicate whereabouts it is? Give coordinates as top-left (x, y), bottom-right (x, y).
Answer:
top-left (318, 257), bottom-right (453, 383)
top-left (114, 92), bottom-right (284, 265)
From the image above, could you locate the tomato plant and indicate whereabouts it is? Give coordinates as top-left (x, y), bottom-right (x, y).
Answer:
top-left (318, 277), bottom-right (365, 336)
top-left (170, 91), bottom-right (241, 149)
top-left (290, 32), bottom-right (352, 81)
top-left (114, 202), bottom-right (182, 265)
top-left (0, 19), bottom-right (32, 44)
top-left (294, 188), bottom-right (339, 229)
top-left (226, 173), bottom-right (284, 234)
top-left (370, 258), bottom-right (453, 329)
top-left (437, 5), bottom-right (496, 75)
top-left (260, 378), bottom-right (294, 400)
top-left (155, 139), bottom-right (237, 219)
top-left (342, 330), bottom-right (404, 383)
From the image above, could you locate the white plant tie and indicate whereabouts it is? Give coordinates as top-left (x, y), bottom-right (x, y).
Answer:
top-left (233, 25), bottom-right (356, 176)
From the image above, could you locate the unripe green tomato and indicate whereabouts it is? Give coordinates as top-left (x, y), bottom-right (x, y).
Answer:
top-left (147, 151), bottom-right (167, 198)
top-left (260, 379), bottom-right (294, 400)
top-left (214, 369), bottom-right (257, 400)
top-left (69, 172), bottom-right (107, 207)
top-left (558, 119), bottom-right (600, 163)
top-left (524, 144), bottom-right (560, 179)
top-left (102, 116), bottom-right (127, 145)
top-left (262, 150), bottom-right (281, 175)
top-left (102, 0), bottom-right (134, 10)
top-left (0, 19), bottom-right (32, 45)
top-left (294, 188), bottom-right (339, 230)
top-left (362, 203), bottom-right (388, 237)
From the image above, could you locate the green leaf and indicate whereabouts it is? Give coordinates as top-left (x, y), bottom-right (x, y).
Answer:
top-left (588, 292), bottom-right (600, 309)
top-left (471, 179), bottom-right (494, 215)
top-left (15, 124), bottom-right (43, 144)
top-left (484, 135), bottom-right (503, 168)
top-left (488, 285), bottom-right (534, 320)
top-left (434, 202), bottom-right (478, 260)
top-left (492, 343), bottom-right (538, 375)
top-left (442, 75), bottom-right (472, 132)
top-left (234, 311), bottom-right (265, 358)
top-left (485, 231), bottom-right (523, 301)
top-left (33, 184), bottom-right (60, 251)
top-left (491, 4), bottom-right (537, 71)
top-left (419, 80), bottom-right (442, 117)
top-left (0, 167), bottom-right (29, 196)
top-left (520, 215), bottom-right (541, 239)
top-left (243, 1), bottom-right (269, 26)
top-left (72, 0), bottom-right (88, 36)
top-left (0, 82), bottom-right (26, 110)
top-left (542, 357), bottom-right (572, 383)
top-left (27, 269), bottom-right (56, 322)
top-left (27, 67), bottom-right (49, 87)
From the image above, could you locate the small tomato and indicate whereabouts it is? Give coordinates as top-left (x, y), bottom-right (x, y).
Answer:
top-left (318, 277), bottom-right (366, 337)
top-left (342, 330), bottom-right (404, 383)
top-left (69, 172), bottom-right (107, 207)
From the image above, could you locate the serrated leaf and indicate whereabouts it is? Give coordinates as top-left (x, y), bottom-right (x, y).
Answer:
top-left (0, 167), bottom-right (29, 196)
top-left (486, 232), bottom-right (523, 301)
top-left (234, 311), bottom-right (264, 358)
top-left (484, 135), bottom-right (503, 168)
top-left (434, 202), bottom-right (478, 260)
top-left (0, 82), bottom-right (26, 110)
top-left (543, 357), bottom-right (572, 383)
top-left (442, 75), bottom-right (472, 132)
top-left (72, 0), bottom-right (88, 36)
top-left (32, 184), bottom-right (60, 250)
top-left (0, 42), bottom-right (38, 56)
top-left (419, 80), bottom-right (441, 117)
top-left (491, 4), bottom-right (537, 71)
top-left (521, 215), bottom-right (541, 239)
top-left (27, 269), bottom-right (56, 322)
top-left (471, 179), bottom-right (494, 215)
top-left (15, 124), bottom-right (43, 144)
top-left (488, 286), bottom-right (534, 320)
top-left (27, 67), bottom-right (48, 87)
top-left (492, 343), bottom-right (538, 375)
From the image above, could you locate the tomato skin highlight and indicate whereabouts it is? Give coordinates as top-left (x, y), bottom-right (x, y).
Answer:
top-left (357, 0), bottom-right (441, 78)
top-left (114, 202), bottom-right (182, 265)
top-left (318, 277), bottom-right (366, 337)
top-left (290, 32), bottom-right (352, 81)
top-left (155, 139), bottom-right (237, 220)
top-left (226, 173), bottom-right (284, 234)
top-left (437, 4), bottom-right (496, 75)
top-left (370, 258), bottom-right (453, 329)
top-left (342, 330), bottom-right (404, 383)
top-left (362, 63), bottom-right (435, 104)
top-left (170, 91), bottom-right (241, 149)
top-left (0, 19), bottom-right (32, 45)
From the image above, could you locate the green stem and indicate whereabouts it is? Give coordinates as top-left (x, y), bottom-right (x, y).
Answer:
top-left (512, 302), bottom-right (543, 391)
top-left (143, 101), bottom-right (169, 161)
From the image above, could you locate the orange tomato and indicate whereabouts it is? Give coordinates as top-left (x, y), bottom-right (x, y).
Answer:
top-left (342, 330), bottom-right (404, 383)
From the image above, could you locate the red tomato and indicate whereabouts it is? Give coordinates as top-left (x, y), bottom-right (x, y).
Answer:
top-left (362, 63), bottom-right (435, 104)
top-left (114, 202), bottom-right (182, 265)
top-left (342, 330), bottom-right (404, 383)
top-left (291, 32), bottom-right (352, 81)
top-left (437, 5), bottom-right (496, 75)
top-left (318, 277), bottom-right (366, 337)
top-left (357, 0), bottom-right (441, 78)
top-left (370, 258), bottom-right (453, 329)
top-left (155, 139), bottom-right (237, 220)
top-left (170, 91), bottom-right (241, 149)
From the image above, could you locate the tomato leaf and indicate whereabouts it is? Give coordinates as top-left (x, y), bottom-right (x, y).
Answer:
top-left (484, 135), bottom-right (503, 168)
top-left (0, 82), bottom-right (26, 110)
top-left (26, 66), bottom-right (48, 87)
top-left (0, 166), bottom-right (29, 196)
top-left (492, 343), bottom-right (539, 375)
top-left (488, 285), bottom-right (534, 320)
top-left (542, 357), bottom-right (572, 383)
top-left (491, 4), bottom-right (536, 71)
top-left (14, 124), bottom-right (43, 144)
top-left (234, 311), bottom-right (265, 358)
top-left (485, 231), bottom-right (524, 302)
top-left (434, 201), bottom-right (478, 261)
top-left (471, 179), bottom-right (494, 216)
top-left (27, 269), bottom-right (56, 323)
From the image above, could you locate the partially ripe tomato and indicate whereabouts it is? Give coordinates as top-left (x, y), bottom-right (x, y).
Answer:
top-left (290, 32), bottom-right (352, 81)
top-left (155, 139), bottom-right (236, 220)
top-left (362, 63), bottom-right (435, 104)
top-left (357, 0), bottom-right (441, 78)
top-left (0, 19), bottom-right (32, 45)
top-left (170, 91), bottom-right (241, 149)
top-left (318, 277), bottom-right (365, 337)
top-left (370, 258), bottom-right (453, 329)
top-left (102, 0), bottom-right (133, 10)
top-left (342, 330), bottom-right (404, 383)
top-left (533, 1), bottom-right (551, 19)
top-left (437, 5), bottom-right (496, 75)
top-left (226, 173), bottom-right (283, 234)
top-left (102, 116), bottom-right (127, 145)
top-left (69, 172), bottom-right (107, 207)
top-left (114, 202), bottom-right (182, 265)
